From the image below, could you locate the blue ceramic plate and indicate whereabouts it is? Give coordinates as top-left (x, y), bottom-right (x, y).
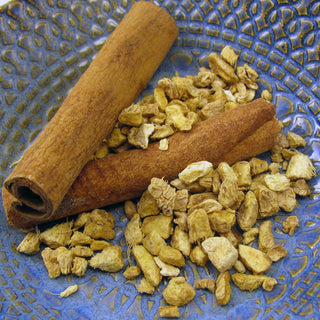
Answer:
top-left (0, 1), bottom-right (319, 319)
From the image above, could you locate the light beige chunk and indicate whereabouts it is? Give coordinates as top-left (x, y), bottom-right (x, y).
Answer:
top-left (124, 200), bottom-right (137, 220)
top-left (159, 138), bottom-right (169, 150)
top-left (187, 192), bottom-right (217, 208)
top-left (41, 247), bottom-right (61, 278)
top-left (142, 215), bottom-right (173, 239)
top-left (107, 127), bottom-right (126, 148)
top-left (40, 221), bottom-right (73, 249)
top-left (118, 103), bottom-right (143, 126)
top-left (250, 157), bottom-right (269, 176)
top-left (286, 153), bottom-right (315, 180)
top-left (158, 306), bottom-right (180, 318)
top-left (56, 247), bottom-right (73, 274)
top-left (163, 277), bottom-right (196, 306)
top-left (190, 245), bottom-right (208, 267)
top-left (71, 246), bottom-right (93, 258)
top-left (208, 209), bottom-right (236, 233)
top-left (232, 273), bottom-right (277, 292)
top-left (154, 256), bottom-right (180, 277)
top-left (217, 162), bottom-right (238, 182)
top-left (59, 285), bottom-right (79, 298)
top-left (123, 266), bottom-right (141, 280)
top-left (282, 216), bottom-right (299, 236)
top-left (201, 237), bottom-right (238, 272)
top-left (142, 230), bottom-right (166, 256)
top-left (287, 132), bottom-right (307, 148)
top-left (128, 123), bottom-right (155, 149)
top-left (90, 240), bottom-right (110, 251)
top-left (195, 278), bottom-right (215, 293)
top-left (221, 45), bottom-right (239, 66)
top-left (242, 228), bottom-right (259, 245)
top-left (174, 189), bottom-right (189, 212)
top-left (237, 191), bottom-right (258, 231)
top-left (132, 245), bottom-right (162, 287)
top-left (74, 212), bottom-right (90, 229)
top-left (137, 190), bottom-right (160, 218)
top-left (138, 277), bottom-right (155, 295)
top-left (220, 228), bottom-right (242, 248)
top-left (158, 246), bottom-right (185, 267)
top-left (179, 161), bottom-right (213, 184)
top-left (17, 232), bottom-right (40, 255)
top-left (258, 220), bottom-right (276, 253)
top-left (264, 173), bottom-right (290, 192)
top-left (165, 104), bottom-right (193, 131)
top-left (70, 231), bottom-right (92, 247)
top-left (215, 271), bottom-right (231, 305)
top-left (234, 260), bottom-right (246, 273)
top-left (291, 179), bottom-right (310, 197)
top-left (187, 209), bottom-right (212, 243)
top-left (218, 179), bottom-right (239, 208)
top-left (188, 199), bottom-right (222, 215)
top-left (171, 226), bottom-right (191, 257)
top-left (238, 244), bottom-right (272, 274)
top-left (89, 246), bottom-right (124, 272)
top-left (255, 185), bottom-right (279, 218)
top-left (173, 211), bottom-right (188, 232)
top-left (154, 87), bottom-right (168, 111)
top-left (232, 161), bottom-right (252, 189)
top-left (124, 214), bottom-right (143, 247)
top-left (208, 52), bottom-right (238, 84)
top-left (277, 187), bottom-right (296, 212)
top-left (72, 257), bottom-right (88, 277)
top-left (148, 177), bottom-right (176, 216)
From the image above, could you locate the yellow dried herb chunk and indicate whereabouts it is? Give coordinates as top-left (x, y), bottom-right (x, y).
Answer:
top-left (189, 245), bottom-right (208, 267)
top-left (70, 231), bottom-right (92, 247)
top-left (90, 240), bottom-right (110, 251)
top-left (195, 278), bottom-right (215, 293)
top-left (137, 190), bottom-right (160, 218)
top-left (173, 211), bottom-right (188, 232)
top-left (71, 246), bottom-right (94, 258)
top-left (158, 246), bottom-right (185, 267)
top-left (154, 256), bottom-right (180, 277)
top-left (215, 271), bottom-right (231, 306)
top-left (201, 237), bottom-right (238, 272)
top-left (287, 132), bottom-right (307, 148)
top-left (286, 153), bottom-right (315, 180)
top-left (40, 221), bottom-right (73, 249)
top-left (56, 247), bottom-right (73, 275)
top-left (232, 161), bottom-right (252, 189)
top-left (218, 179), bottom-right (239, 208)
top-left (138, 277), bottom-right (155, 295)
top-left (208, 209), bottom-right (236, 234)
top-left (174, 189), bottom-right (189, 212)
top-left (124, 200), bottom-right (137, 220)
top-left (264, 173), bottom-right (290, 192)
top-left (165, 104), bottom-right (193, 131)
top-left (59, 285), bottom-right (79, 298)
top-left (89, 246), bottom-right (124, 272)
top-left (242, 228), bottom-right (259, 245)
top-left (148, 177), bottom-right (176, 216)
top-left (187, 192), bottom-right (216, 208)
top-left (188, 199), bottom-right (222, 215)
top-left (255, 185), bottom-right (279, 218)
top-left (107, 127), bottom-right (127, 148)
top-left (124, 214), bottom-right (143, 247)
top-left (282, 216), bottom-right (299, 236)
top-left (163, 277), bottom-right (196, 306)
top-left (291, 179), bottom-right (311, 197)
top-left (128, 123), bottom-right (155, 149)
top-left (142, 230), bottom-right (167, 256)
top-left (221, 46), bottom-right (239, 66)
top-left (158, 306), bottom-right (180, 318)
top-left (154, 87), bottom-right (168, 111)
top-left (132, 245), bottom-right (162, 287)
top-left (232, 273), bottom-right (277, 292)
top-left (179, 161), bottom-right (213, 184)
top-left (277, 187), bottom-right (296, 212)
top-left (41, 247), bottom-right (61, 278)
top-left (118, 103), bottom-right (143, 126)
top-left (142, 215), bottom-right (173, 239)
top-left (17, 232), bottom-right (40, 255)
top-left (123, 266), bottom-right (141, 280)
top-left (72, 257), bottom-right (88, 277)
top-left (250, 157), bottom-right (269, 176)
top-left (171, 226), bottom-right (191, 257)
top-left (187, 209), bottom-right (212, 243)
top-left (237, 191), bottom-right (258, 231)
top-left (238, 244), bottom-right (272, 274)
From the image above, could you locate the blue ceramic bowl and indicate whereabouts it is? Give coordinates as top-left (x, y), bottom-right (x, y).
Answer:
top-left (0, 1), bottom-right (319, 319)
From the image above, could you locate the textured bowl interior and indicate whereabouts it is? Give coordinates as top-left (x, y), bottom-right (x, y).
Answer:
top-left (0, 0), bottom-right (319, 319)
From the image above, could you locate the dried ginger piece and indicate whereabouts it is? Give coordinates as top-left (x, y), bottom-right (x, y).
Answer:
top-left (237, 191), bottom-right (258, 231)
top-left (40, 221), bottom-right (73, 249)
top-left (41, 247), bottom-right (61, 278)
top-left (201, 237), bottom-right (238, 272)
top-left (56, 247), bottom-right (73, 274)
top-left (187, 209), bottom-right (212, 243)
top-left (163, 277), bottom-right (196, 306)
top-left (189, 245), bottom-right (208, 267)
top-left (286, 153), bottom-right (315, 180)
top-left (208, 209), bottom-right (236, 233)
top-left (137, 190), bottom-right (160, 218)
top-left (154, 256), bottom-right (180, 277)
top-left (124, 214), bottom-right (143, 247)
top-left (215, 272), bottom-right (231, 305)
top-left (138, 277), bottom-right (155, 295)
top-left (17, 232), bottom-right (40, 255)
top-left (232, 273), bottom-right (277, 292)
top-left (89, 246), bottom-right (124, 272)
top-left (158, 245), bottom-right (185, 267)
top-left (282, 216), bottom-right (299, 235)
top-left (59, 284), bottom-right (79, 298)
top-left (123, 266), bottom-right (141, 280)
top-left (142, 214), bottom-right (173, 239)
top-left (142, 230), bottom-right (166, 255)
top-left (194, 278), bottom-right (215, 293)
top-left (171, 226), bottom-right (191, 257)
top-left (72, 257), bottom-right (88, 277)
top-left (148, 177), bottom-right (176, 216)
top-left (158, 306), bottom-right (180, 318)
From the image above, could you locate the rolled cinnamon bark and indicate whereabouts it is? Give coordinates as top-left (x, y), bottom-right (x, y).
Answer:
top-left (3, 99), bottom-right (280, 229)
top-left (3, 2), bottom-right (178, 220)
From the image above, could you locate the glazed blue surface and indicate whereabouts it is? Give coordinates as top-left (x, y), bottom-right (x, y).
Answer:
top-left (0, 0), bottom-right (319, 319)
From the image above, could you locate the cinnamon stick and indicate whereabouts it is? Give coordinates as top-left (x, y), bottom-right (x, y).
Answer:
top-left (3, 99), bottom-right (279, 229)
top-left (3, 2), bottom-right (178, 220)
